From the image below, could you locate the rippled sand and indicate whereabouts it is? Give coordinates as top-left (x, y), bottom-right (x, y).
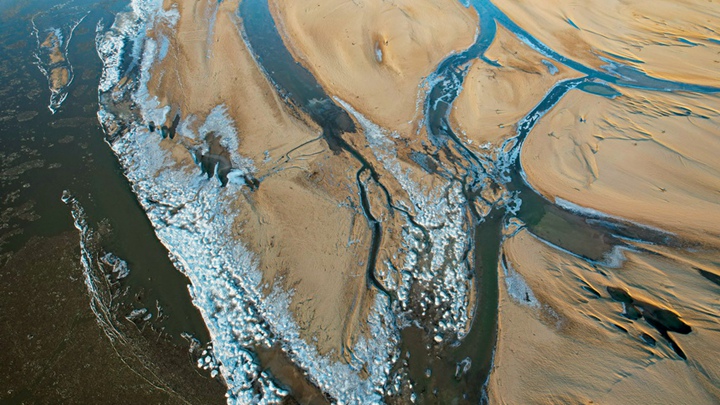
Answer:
top-left (493, 230), bottom-right (720, 404)
top-left (493, 0), bottom-right (720, 86)
top-left (522, 89), bottom-right (720, 245)
top-left (458, 1), bottom-right (720, 403)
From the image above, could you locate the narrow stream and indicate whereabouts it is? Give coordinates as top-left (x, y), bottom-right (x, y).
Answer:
top-left (239, 0), bottom-right (718, 403)
top-left (239, 0), bottom-right (398, 302)
top-left (3, 0), bottom-right (706, 402)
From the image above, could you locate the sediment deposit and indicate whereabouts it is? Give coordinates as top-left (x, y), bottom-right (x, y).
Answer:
top-left (95, 0), bottom-right (720, 403)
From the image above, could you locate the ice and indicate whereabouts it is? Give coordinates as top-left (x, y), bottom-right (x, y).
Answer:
top-left (500, 256), bottom-right (539, 308)
top-left (95, 0), bottom-right (400, 402)
top-left (101, 252), bottom-right (130, 279)
top-left (336, 97), bottom-right (474, 340)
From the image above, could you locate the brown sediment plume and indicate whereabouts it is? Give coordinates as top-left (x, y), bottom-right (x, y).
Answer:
top-left (521, 88), bottom-right (720, 246)
top-left (149, 0), bottom-right (377, 360)
top-left (489, 229), bottom-right (720, 404)
top-left (493, 0), bottom-right (720, 87)
top-left (269, 0), bottom-right (478, 135)
top-left (451, 25), bottom-right (582, 148)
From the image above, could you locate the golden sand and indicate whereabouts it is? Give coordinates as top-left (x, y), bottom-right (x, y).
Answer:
top-left (522, 89), bottom-right (720, 246)
top-left (270, 0), bottom-right (478, 135)
top-left (41, 32), bottom-right (65, 64)
top-left (50, 67), bottom-right (69, 89)
top-left (493, 0), bottom-right (720, 87)
top-left (490, 229), bottom-right (720, 404)
top-left (451, 1), bottom-right (720, 402)
top-left (150, 0), bottom-right (377, 359)
top-left (451, 25), bottom-right (581, 148)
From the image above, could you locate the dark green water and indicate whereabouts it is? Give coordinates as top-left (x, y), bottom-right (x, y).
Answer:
top-left (0, 1), bottom-right (224, 402)
top-left (1, 0), bottom-right (210, 347)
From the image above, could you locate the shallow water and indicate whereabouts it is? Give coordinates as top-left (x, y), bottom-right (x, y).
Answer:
top-left (0, 0), bottom-right (223, 402)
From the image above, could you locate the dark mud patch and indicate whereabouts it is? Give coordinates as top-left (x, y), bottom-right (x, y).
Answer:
top-left (607, 286), bottom-right (691, 359)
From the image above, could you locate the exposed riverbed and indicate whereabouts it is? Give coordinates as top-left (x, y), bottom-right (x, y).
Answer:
top-left (3, 0), bottom-right (719, 403)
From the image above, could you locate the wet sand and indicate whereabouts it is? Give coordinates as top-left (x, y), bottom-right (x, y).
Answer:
top-left (522, 88), bottom-right (720, 246)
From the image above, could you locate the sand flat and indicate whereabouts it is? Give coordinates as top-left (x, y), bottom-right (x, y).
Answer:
top-left (493, 0), bottom-right (720, 87)
top-left (451, 25), bottom-right (582, 148)
top-left (270, 0), bottom-right (478, 135)
top-left (151, 0), bottom-right (316, 161)
top-left (123, 0), bottom-right (720, 399)
top-left (522, 88), bottom-right (720, 246)
top-left (234, 168), bottom-right (374, 358)
top-left (149, 0), bottom-right (377, 359)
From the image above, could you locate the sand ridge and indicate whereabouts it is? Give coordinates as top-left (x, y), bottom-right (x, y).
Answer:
top-left (149, 0), bottom-right (379, 360)
top-left (521, 88), bottom-right (720, 247)
top-left (490, 229), bottom-right (720, 404)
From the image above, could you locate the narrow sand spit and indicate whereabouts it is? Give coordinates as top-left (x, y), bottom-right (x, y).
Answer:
top-left (269, 0), bottom-right (478, 135)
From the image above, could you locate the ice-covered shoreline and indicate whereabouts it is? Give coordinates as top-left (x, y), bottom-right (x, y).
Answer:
top-left (95, 0), bottom-right (400, 403)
